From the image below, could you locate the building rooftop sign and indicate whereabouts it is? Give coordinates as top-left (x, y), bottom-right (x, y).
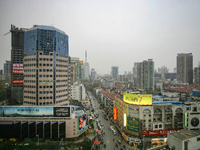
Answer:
top-left (123, 93), bottom-right (152, 105)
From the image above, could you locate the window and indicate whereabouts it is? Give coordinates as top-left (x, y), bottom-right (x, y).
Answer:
top-left (193, 107), bottom-right (197, 112)
top-left (197, 137), bottom-right (200, 141)
top-left (159, 124), bottom-right (162, 128)
top-left (155, 125), bottom-right (158, 128)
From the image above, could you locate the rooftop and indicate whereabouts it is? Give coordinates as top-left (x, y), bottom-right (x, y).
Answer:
top-left (169, 129), bottom-right (200, 141)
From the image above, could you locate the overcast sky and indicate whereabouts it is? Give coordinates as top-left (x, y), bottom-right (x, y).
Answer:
top-left (0, 0), bottom-right (200, 75)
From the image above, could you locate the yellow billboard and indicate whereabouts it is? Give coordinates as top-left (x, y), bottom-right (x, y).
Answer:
top-left (123, 93), bottom-right (152, 105)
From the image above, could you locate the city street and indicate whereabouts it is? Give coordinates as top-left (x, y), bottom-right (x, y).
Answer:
top-left (88, 91), bottom-right (139, 150)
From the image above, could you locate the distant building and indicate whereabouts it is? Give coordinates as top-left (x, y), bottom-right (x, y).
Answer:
top-left (177, 53), bottom-right (193, 84)
top-left (111, 66), bottom-right (119, 79)
top-left (173, 67), bottom-right (177, 73)
top-left (91, 68), bottom-right (96, 80)
top-left (0, 70), bottom-right (3, 75)
top-left (10, 24), bottom-right (28, 104)
top-left (158, 66), bottom-right (169, 79)
top-left (132, 62), bottom-right (138, 86)
top-left (137, 59), bottom-right (154, 90)
top-left (165, 73), bottom-right (176, 80)
top-left (23, 25), bottom-right (71, 106)
top-left (71, 57), bottom-right (84, 84)
top-left (4, 61), bottom-right (11, 74)
top-left (84, 62), bottom-right (90, 79)
top-left (194, 67), bottom-right (200, 84)
top-left (198, 61), bottom-right (200, 67)
top-left (71, 83), bottom-right (86, 101)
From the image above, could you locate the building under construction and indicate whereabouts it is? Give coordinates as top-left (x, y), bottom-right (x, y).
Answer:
top-left (10, 25), bottom-right (29, 104)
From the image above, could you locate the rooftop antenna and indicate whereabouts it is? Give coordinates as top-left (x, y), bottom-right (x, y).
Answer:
top-left (85, 51), bottom-right (87, 63)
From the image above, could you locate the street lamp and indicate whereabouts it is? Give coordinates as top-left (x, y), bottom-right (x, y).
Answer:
top-left (36, 135), bottom-right (39, 146)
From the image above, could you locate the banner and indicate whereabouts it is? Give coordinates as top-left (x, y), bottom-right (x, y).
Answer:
top-left (142, 129), bottom-right (183, 136)
top-left (12, 80), bottom-right (23, 84)
top-left (127, 116), bottom-right (139, 132)
top-left (114, 108), bottom-right (117, 120)
top-left (0, 106), bottom-right (71, 118)
top-left (12, 63), bottom-right (23, 74)
top-left (123, 93), bottom-right (152, 105)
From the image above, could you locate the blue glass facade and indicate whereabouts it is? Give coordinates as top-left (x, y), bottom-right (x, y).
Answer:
top-left (24, 25), bottom-right (68, 57)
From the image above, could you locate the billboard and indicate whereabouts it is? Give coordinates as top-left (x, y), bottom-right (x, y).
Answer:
top-left (12, 63), bottom-right (23, 74)
top-left (78, 114), bottom-right (88, 133)
top-left (12, 80), bottom-right (23, 84)
top-left (127, 116), bottom-right (139, 132)
top-left (142, 129), bottom-right (183, 136)
top-left (114, 108), bottom-right (117, 120)
top-left (54, 107), bottom-right (70, 117)
top-left (0, 106), bottom-right (71, 118)
top-left (123, 93), bottom-right (152, 105)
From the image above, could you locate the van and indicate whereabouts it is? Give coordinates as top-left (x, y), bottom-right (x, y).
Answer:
top-left (113, 130), bottom-right (117, 136)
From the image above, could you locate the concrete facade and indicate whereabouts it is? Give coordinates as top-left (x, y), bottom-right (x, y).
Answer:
top-left (177, 53), bottom-right (193, 84)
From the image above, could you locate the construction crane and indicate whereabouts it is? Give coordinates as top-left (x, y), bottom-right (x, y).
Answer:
top-left (4, 31), bottom-right (10, 36)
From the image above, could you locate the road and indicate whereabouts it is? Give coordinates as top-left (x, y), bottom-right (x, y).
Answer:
top-left (88, 91), bottom-right (138, 150)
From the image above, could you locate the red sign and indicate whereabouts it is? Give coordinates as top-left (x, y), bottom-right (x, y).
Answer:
top-left (12, 80), bottom-right (23, 84)
top-left (12, 63), bottom-right (23, 74)
top-left (114, 107), bottom-right (117, 120)
top-left (142, 129), bottom-right (183, 136)
top-left (94, 141), bottom-right (100, 144)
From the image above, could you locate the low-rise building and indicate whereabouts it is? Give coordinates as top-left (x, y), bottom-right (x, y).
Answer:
top-left (167, 129), bottom-right (200, 150)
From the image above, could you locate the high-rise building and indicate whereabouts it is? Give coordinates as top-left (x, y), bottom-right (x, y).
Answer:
top-left (23, 25), bottom-right (71, 106)
top-left (91, 68), bottom-right (96, 80)
top-left (198, 61), bottom-right (200, 67)
top-left (84, 62), bottom-right (90, 79)
top-left (71, 57), bottom-right (84, 84)
top-left (111, 66), bottom-right (119, 79)
top-left (10, 24), bottom-right (29, 104)
top-left (4, 61), bottom-right (11, 74)
top-left (132, 62), bottom-right (138, 86)
top-left (194, 67), bottom-right (200, 84)
top-left (177, 53), bottom-right (193, 84)
top-left (137, 59), bottom-right (154, 90)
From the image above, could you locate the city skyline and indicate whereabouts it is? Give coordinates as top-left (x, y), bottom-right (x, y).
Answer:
top-left (1, 0), bottom-right (200, 74)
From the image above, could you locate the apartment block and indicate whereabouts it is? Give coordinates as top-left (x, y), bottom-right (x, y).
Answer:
top-left (177, 53), bottom-right (193, 84)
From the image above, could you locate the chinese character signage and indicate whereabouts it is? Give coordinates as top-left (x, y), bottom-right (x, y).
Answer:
top-left (142, 129), bottom-right (183, 136)
top-left (12, 80), bottom-right (23, 84)
top-left (114, 107), bottom-right (117, 120)
top-left (53, 107), bottom-right (70, 117)
top-left (123, 93), bottom-right (152, 105)
top-left (127, 116), bottom-right (139, 132)
top-left (12, 63), bottom-right (23, 74)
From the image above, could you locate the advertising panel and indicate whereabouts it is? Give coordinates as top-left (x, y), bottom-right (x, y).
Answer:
top-left (12, 80), bottom-right (23, 84)
top-left (12, 63), bottom-right (23, 74)
top-left (123, 93), bottom-right (152, 105)
top-left (142, 129), bottom-right (183, 136)
top-left (114, 108), bottom-right (117, 120)
top-left (0, 107), bottom-right (53, 117)
top-left (0, 106), bottom-right (71, 118)
top-left (53, 107), bottom-right (70, 117)
top-left (78, 114), bottom-right (88, 133)
top-left (127, 116), bottom-right (139, 132)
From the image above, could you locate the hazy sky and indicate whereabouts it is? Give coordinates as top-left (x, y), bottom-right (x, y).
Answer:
top-left (0, 0), bottom-right (200, 75)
